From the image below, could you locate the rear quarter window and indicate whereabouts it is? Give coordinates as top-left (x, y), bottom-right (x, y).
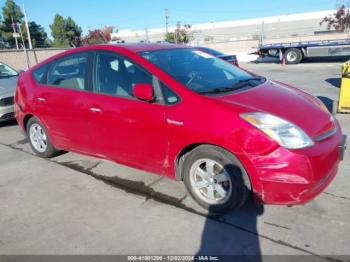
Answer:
top-left (32, 64), bottom-right (49, 84)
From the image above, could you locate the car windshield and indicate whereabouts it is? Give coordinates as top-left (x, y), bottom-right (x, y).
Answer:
top-left (140, 48), bottom-right (265, 94)
top-left (0, 62), bottom-right (18, 78)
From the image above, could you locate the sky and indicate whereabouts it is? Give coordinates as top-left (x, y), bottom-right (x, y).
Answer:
top-left (0, 0), bottom-right (339, 37)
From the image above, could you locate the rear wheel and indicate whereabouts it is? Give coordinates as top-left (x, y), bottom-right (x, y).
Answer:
top-left (283, 48), bottom-right (303, 64)
top-left (182, 145), bottom-right (251, 213)
top-left (27, 117), bottom-right (59, 158)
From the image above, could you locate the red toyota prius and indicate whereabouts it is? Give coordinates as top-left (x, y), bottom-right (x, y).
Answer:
top-left (15, 43), bottom-right (346, 212)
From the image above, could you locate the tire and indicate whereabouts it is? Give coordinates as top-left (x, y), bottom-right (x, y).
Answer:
top-left (283, 48), bottom-right (303, 64)
top-left (26, 117), bottom-right (59, 158)
top-left (182, 145), bottom-right (251, 213)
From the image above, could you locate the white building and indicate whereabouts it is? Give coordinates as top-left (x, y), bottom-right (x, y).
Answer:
top-left (110, 10), bottom-right (335, 44)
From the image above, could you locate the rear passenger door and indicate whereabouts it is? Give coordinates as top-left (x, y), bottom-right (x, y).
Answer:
top-left (33, 52), bottom-right (92, 153)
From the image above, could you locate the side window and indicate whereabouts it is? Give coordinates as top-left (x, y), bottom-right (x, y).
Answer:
top-left (94, 52), bottom-right (152, 98)
top-left (32, 63), bottom-right (49, 84)
top-left (47, 53), bottom-right (88, 90)
top-left (160, 82), bottom-right (180, 104)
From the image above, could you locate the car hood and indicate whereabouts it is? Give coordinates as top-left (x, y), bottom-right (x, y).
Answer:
top-left (213, 80), bottom-right (335, 138)
top-left (0, 76), bottom-right (18, 97)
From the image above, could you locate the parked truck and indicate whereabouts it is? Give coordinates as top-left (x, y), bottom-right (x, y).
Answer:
top-left (257, 39), bottom-right (350, 64)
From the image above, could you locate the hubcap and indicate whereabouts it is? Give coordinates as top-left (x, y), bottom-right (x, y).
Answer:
top-left (189, 159), bottom-right (232, 205)
top-left (29, 123), bottom-right (47, 153)
top-left (286, 51), bottom-right (297, 62)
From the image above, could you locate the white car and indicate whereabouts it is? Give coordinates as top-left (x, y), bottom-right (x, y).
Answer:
top-left (0, 62), bottom-right (18, 122)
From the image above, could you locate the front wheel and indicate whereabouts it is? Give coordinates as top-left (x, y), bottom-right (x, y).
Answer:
top-left (27, 117), bottom-right (59, 158)
top-left (182, 145), bottom-right (251, 213)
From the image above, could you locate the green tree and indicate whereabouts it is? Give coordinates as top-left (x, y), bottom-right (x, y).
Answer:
top-left (164, 23), bottom-right (191, 44)
top-left (164, 32), bottom-right (175, 43)
top-left (50, 14), bottom-right (82, 47)
top-left (0, 0), bottom-right (23, 48)
top-left (21, 21), bottom-right (51, 48)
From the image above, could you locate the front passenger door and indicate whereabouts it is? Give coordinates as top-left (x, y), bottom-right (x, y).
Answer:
top-left (88, 51), bottom-right (169, 174)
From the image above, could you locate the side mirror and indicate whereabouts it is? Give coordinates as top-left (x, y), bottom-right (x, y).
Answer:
top-left (133, 83), bottom-right (154, 102)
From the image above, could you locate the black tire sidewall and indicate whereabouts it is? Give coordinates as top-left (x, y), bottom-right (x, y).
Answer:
top-left (284, 48), bottom-right (302, 64)
top-left (26, 117), bottom-right (58, 158)
top-left (182, 145), bottom-right (251, 213)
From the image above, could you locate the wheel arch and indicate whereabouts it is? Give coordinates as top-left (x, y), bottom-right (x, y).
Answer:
top-left (22, 113), bottom-right (59, 150)
top-left (174, 142), bottom-right (251, 190)
top-left (23, 113), bottom-right (34, 131)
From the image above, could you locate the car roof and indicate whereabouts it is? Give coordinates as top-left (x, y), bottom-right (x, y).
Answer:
top-left (109, 43), bottom-right (191, 52)
top-left (29, 43), bottom-right (192, 71)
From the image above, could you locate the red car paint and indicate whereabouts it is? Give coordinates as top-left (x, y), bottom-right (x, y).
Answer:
top-left (15, 43), bottom-right (344, 205)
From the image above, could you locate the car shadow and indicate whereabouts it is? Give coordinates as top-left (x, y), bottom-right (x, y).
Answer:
top-left (325, 78), bottom-right (341, 88)
top-left (196, 163), bottom-right (264, 260)
top-left (303, 56), bottom-right (348, 64)
top-left (0, 119), bottom-right (18, 128)
top-left (196, 199), bottom-right (264, 260)
top-left (252, 56), bottom-right (348, 64)
top-left (317, 96), bottom-right (336, 114)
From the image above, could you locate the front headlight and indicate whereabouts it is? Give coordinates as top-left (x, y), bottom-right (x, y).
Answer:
top-left (240, 112), bottom-right (314, 149)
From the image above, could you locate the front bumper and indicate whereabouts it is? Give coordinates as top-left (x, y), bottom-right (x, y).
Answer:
top-left (0, 105), bottom-right (15, 122)
top-left (243, 128), bottom-right (345, 205)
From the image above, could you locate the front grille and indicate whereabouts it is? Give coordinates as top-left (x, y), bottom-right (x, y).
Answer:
top-left (0, 96), bottom-right (14, 106)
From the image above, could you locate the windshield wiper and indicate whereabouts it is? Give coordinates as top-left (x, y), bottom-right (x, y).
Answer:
top-left (199, 86), bottom-right (238, 94)
top-left (237, 77), bottom-right (266, 84)
top-left (198, 77), bottom-right (266, 94)
top-left (0, 75), bottom-right (17, 78)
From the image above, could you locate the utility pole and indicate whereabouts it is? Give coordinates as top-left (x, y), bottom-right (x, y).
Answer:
top-left (18, 23), bottom-right (30, 69)
top-left (165, 9), bottom-right (170, 34)
top-left (259, 21), bottom-right (265, 46)
top-left (22, 4), bottom-right (33, 49)
top-left (11, 17), bottom-right (19, 50)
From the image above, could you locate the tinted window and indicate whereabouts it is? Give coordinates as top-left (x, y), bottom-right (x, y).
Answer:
top-left (94, 52), bottom-right (152, 97)
top-left (160, 82), bottom-right (180, 104)
top-left (47, 53), bottom-right (88, 90)
top-left (32, 64), bottom-right (49, 84)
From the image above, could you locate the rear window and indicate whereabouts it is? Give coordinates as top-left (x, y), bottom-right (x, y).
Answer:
top-left (47, 53), bottom-right (88, 90)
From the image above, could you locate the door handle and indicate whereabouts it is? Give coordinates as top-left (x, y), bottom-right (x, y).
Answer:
top-left (90, 107), bottom-right (102, 113)
top-left (37, 97), bottom-right (46, 102)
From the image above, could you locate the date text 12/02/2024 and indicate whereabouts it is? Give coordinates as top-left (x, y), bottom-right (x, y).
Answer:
top-left (127, 256), bottom-right (220, 261)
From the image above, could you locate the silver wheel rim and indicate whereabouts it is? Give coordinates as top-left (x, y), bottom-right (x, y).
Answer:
top-left (286, 51), bottom-right (298, 62)
top-left (29, 123), bottom-right (47, 153)
top-left (189, 159), bottom-right (232, 205)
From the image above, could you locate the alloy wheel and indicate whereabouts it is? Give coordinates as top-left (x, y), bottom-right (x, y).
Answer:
top-left (29, 123), bottom-right (48, 153)
top-left (189, 158), bottom-right (233, 205)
